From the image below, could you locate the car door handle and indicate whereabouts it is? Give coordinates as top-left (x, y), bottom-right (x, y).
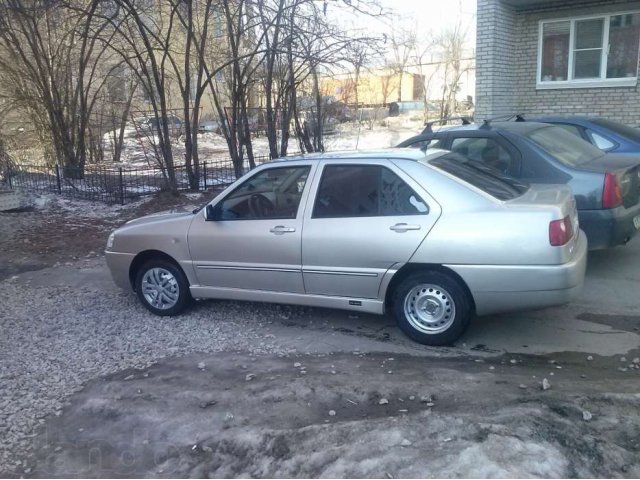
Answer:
top-left (390, 223), bottom-right (421, 232)
top-left (270, 225), bottom-right (296, 235)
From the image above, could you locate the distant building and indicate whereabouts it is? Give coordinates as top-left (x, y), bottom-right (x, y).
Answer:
top-left (322, 70), bottom-right (426, 105)
top-left (321, 60), bottom-right (475, 109)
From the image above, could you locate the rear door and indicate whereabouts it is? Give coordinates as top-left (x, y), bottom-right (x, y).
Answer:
top-left (301, 159), bottom-right (440, 299)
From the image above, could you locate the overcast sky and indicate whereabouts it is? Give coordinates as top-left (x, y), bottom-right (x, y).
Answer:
top-left (330, 0), bottom-right (477, 59)
top-left (377, 0), bottom-right (476, 34)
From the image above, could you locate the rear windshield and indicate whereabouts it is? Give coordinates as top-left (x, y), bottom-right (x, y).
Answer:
top-left (527, 126), bottom-right (601, 166)
top-left (429, 153), bottom-right (529, 201)
top-left (591, 118), bottom-right (640, 143)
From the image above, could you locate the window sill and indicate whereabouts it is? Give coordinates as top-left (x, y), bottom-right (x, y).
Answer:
top-left (536, 78), bottom-right (638, 90)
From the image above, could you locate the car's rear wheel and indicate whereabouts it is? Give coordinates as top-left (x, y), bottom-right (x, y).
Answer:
top-left (392, 270), bottom-right (472, 346)
top-left (135, 259), bottom-right (192, 316)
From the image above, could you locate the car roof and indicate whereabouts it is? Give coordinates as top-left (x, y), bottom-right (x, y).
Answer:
top-left (272, 148), bottom-right (447, 163)
top-left (529, 115), bottom-right (600, 124)
top-left (408, 121), bottom-right (551, 139)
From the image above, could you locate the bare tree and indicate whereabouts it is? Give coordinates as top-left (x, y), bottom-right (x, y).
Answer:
top-left (344, 42), bottom-right (372, 110)
top-left (380, 72), bottom-right (395, 106)
top-left (98, 0), bottom-right (189, 189)
top-left (410, 39), bottom-right (439, 122)
top-left (389, 26), bottom-right (416, 102)
top-left (291, 2), bottom-right (381, 153)
top-left (437, 21), bottom-right (472, 121)
top-left (0, 0), bottom-right (385, 187)
top-left (101, 71), bottom-right (140, 164)
top-left (255, 0), bottom-right (381, 158)
top-left (203, 0), bottom-right (267, 178)
top-left (0, 0), bottom-right (124, 176)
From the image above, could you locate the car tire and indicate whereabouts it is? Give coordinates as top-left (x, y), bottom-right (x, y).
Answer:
top-left (134, 259), bottom-right (192, 316)
top-left (392, 270), bottom-right (472, 346)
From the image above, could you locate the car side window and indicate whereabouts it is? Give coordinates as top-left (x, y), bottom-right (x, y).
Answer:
top-left (408, 138), bottom-right (443, 149)
top-left (450, 137), bottom-right (515, 175)
top-left (218, 166), bottom-right (310, 220)
top-left (313, 165), bottom-right (428, 218)
top-left (585, 129), bottom-right (616, 150)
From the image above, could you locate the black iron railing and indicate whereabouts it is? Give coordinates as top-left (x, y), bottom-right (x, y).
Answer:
top-left (6, 155), bottom-right (272, 204)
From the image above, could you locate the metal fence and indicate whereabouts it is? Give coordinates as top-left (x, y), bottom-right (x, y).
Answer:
top-left (5, 155), bottom-right (272, 204)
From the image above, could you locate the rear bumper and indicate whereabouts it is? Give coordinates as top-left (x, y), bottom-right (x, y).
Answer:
top-left (579, 203), bottom-right (640, 250)
top-left (446, 230), bottom-right (588, 316)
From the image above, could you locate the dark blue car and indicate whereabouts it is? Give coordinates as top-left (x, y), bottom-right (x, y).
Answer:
top-left (528, 116), bottom-right (640, 155)
top-left (397, 121), bottom-right (640, 249)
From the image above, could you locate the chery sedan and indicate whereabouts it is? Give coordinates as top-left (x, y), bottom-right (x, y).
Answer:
top-left (106, 149), bottom-right (587, 346)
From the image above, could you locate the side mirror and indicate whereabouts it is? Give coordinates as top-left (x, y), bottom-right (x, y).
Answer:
top-left (204, 204), bottom-right (220, 221)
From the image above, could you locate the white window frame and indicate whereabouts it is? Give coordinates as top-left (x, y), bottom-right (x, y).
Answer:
top-left (537, 11), bottom-right (640, 89)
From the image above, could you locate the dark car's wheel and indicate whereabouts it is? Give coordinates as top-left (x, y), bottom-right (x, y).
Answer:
top-left (392, 270), bottom-right (472, 346)
top-left (135, 259), bottom-right (192, 316)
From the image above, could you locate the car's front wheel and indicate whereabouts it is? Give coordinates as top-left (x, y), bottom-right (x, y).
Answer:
top-left (134, 259), bottom-right (192, 316)
top-left (392, 270), bottom-right (472, 346)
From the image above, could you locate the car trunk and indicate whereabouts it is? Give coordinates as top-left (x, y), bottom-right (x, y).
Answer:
top-left (509, 183), bottom-right (576, 218)
top-left (581, 154), bottom-right (640, 208)
top-left (507, 184), bottom-right (579, 258)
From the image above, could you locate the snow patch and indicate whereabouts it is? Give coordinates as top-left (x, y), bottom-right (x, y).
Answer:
top-left (441, 434), bottom-right (568, 478)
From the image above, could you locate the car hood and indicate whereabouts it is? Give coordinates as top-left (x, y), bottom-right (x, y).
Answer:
top-left (124, 208), bottom-right (195, 228)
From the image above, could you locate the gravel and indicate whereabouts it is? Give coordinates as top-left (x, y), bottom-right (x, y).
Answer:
top-left (0, 259), bottom-right (295, 474)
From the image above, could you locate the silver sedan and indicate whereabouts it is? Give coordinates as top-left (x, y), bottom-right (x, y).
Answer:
top-left (105, 149), bottom-right (587, 345)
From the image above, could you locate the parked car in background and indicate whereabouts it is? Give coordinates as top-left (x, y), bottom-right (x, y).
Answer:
top-left (397, 121), bottom-right (640, 249)
top-left (106, 149), bottom-right (587, 346)
top-left (138, 115), bottom-right (183, 137)
top-left (198, 120), bottom-right (225, 135)
top-left (301, 114), bottom-right (337, 135)
top-left (527, 116), bottom-right (640, 154)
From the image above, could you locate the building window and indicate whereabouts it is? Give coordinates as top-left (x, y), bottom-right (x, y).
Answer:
top-left (541, 21), bottom-right (570, 81)
top-left (538, 12), bottom-right (640, 89)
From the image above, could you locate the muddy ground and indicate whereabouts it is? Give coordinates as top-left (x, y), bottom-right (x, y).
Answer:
top-left (29, 352), bottom-right (640, 478)
top-left (0, 191), bottom-right (219, 281)
top-left (1, 192), bottom-right (640, 478)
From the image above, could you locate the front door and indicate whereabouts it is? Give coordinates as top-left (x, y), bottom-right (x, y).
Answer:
top-left (188, 164), bottom-right (314, 293)
top-left (301, 161), bottom-right (440, 299)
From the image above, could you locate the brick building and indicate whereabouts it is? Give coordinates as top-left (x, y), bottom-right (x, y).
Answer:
top-left (476, 0), bottom-right (640, 125)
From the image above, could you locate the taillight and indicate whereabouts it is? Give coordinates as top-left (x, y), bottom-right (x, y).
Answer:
top-left (549, 215), bottom-right (574, 246)
top-left (602, 172), bottom-right (622, 209)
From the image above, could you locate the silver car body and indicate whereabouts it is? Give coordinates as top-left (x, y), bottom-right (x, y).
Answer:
top-left (106, 149), bottom-right (587, 316)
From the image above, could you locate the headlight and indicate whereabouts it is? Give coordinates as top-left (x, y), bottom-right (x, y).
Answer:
top-left (106, 232), bottom-right (116, 250)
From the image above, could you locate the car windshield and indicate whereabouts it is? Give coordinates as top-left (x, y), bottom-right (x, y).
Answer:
top-left (429, 153), bottom-right (529, 201)
top-left (591, 118), bottom-right (640, 143)
top-left (526, 126), bottom-right (601, 166)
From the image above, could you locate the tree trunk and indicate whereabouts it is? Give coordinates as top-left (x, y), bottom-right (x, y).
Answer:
top-left (312, 66), bottom-right (324, 152)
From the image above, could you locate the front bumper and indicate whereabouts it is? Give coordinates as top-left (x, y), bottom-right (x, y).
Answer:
top-left (446, 230), bottom-right (588, 316)
top-left (105, 251), bottom-right (136, 290)
top-left (579, 202), bottom-right (640, 250)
